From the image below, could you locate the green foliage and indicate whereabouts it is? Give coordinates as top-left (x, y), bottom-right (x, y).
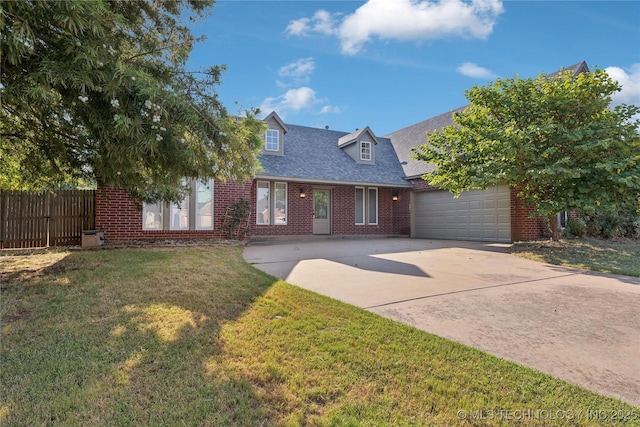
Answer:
top-left (0, 0), bottom-right (265, 202)
top-left (580, 208), bottom-right (639, 239)
top-left (564, 217), bottom-right (587, 238)
top-left (413, 67), bottom-right (640, 220)
top-left (221, 198), bottom-right (251, 240)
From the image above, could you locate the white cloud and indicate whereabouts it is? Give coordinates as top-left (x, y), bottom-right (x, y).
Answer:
top-left (279, 57), bottom-right (315, 81)
top-left (605, 64), bottom-right (640, 106)
top-left (285, 0), bottom-right (504, 55)
top-left (457, 62), bottom-right (497, 79)
top-left (285, 10), bottom-right (338, 37)
top-left (319, 105), bottom-right (342, 114)
top-left (285, 17), bottom-right (310, 36)
top-left (260, 87), bottom-right (320, 116)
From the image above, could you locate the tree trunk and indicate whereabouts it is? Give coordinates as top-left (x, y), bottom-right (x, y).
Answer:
top-left (548, 215), bottom-right (559, 241)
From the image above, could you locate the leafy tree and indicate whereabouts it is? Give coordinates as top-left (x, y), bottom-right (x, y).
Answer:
top-left (412, 68), bottom-right (640, 240)
top-left (1, 0), bottom-right (265, 202)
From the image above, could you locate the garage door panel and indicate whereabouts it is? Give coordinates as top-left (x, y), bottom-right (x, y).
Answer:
top-left (413, 185), bottom-right (511, 243)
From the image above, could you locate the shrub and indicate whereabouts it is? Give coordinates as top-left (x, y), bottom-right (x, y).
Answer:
top-left (580, 208), bottom-right (639, 240)
top-left (565, 218), bottom-right (587, 238)
top-left (633, 220), bottom-right (640, 239)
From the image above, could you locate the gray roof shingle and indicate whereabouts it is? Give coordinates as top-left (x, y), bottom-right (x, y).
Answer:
top-left (385, 106), bottom-right (466, 178)
top-left (257, 124), bottom-right (411, 187)
top-left (386, 62), bottom-right (590, 179)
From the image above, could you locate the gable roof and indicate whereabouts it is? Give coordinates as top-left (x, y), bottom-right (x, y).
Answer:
top-left (337, 126), bottom-right (378, 148)
top-left (546, 61), bottom-right (589, 78)
top-left (385, 106), bottom-right (466, 179)
top-left (257, 124), bottom-right (411, 187)
top-left (264, 111), bottom-right (289, 133)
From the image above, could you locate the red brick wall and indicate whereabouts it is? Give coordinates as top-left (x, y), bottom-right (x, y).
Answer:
top-left (410, 178), bottom-right (438, 191)
top-left (96, 180), bottom-right (411, 241)
top-left (96, 181), bottom-right (252, 242)
top-left (510, 188), bottom-right (547, 241)
top-left (249, 181), bottom-right (411, 236)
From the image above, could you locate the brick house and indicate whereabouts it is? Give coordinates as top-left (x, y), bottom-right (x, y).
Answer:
top-left (96, 63), bottom-right (591, 243)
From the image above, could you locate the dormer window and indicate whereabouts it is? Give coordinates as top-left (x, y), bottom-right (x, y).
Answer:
top-left (338, 126), bottom-right (377, 164)
top-left (265, 129), bottom-right (279, 151)
top-left (262, 112), bottom-right (288, 156)
top-left (360, 141), bottom-right (372, 161)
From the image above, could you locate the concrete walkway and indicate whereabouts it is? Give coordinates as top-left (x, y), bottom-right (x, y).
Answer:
top-left (244, 237), bottom-right (640, 407)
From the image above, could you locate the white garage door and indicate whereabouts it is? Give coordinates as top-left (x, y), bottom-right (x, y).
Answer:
top-left (412, 185), bottom-right (511, 242)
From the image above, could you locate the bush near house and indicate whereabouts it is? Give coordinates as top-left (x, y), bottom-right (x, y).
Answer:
top-left (578, 208), bottom-right (640, 240)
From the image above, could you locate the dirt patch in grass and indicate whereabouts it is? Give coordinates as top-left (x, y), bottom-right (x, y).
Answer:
top-left (510, 238), bottom-right (640, 277)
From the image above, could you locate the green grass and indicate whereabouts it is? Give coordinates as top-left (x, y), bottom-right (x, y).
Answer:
top-left (1, 245), bottom-right (638, 426)
top-left (510, 238), bottom-right (640, 277)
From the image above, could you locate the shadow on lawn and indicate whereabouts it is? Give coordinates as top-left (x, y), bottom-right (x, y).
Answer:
top-left (0, 247), bottom-right (280, 426)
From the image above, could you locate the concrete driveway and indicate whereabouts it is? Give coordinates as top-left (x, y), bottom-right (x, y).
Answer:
top-left (243, 237), bottom-right (640, 407)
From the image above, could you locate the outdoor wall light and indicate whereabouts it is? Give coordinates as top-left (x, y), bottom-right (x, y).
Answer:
top-left (392, 192), bottom-right (399, 201)
top-left (299, 188), bottom-right (306, 198)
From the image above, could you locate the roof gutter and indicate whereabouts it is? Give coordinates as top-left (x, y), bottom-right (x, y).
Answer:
top-left (255, 174), bottom-right (413, 188)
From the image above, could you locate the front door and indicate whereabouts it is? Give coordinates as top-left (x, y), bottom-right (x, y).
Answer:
top-left (313, 189), bottom-right (331, 234)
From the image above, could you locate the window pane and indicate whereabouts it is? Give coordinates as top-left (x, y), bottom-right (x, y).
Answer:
top-left (314, 190), bottom-right (328, 219)
top-left (196, 179), bottom-right (213, 230)
top-left (143, 203), bottom-right (163, 230)
top-left (266, 129), bottom-right (279, 151)
top-left (368, 188), bottom-right (377, 224)
top-left (170, 195), bottom-right (189, 230)
top-left (275, 182), bottom-right (287, 224)
top-left (355, 188), bottom-right (364, 224)
top-left (361, 141), bottom-right (371, 161)
top-left (257, 181), bottom-right (270, 224)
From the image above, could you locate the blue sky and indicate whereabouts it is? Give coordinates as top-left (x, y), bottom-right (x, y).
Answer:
top-left (188, 0), bottom-right (640, 136)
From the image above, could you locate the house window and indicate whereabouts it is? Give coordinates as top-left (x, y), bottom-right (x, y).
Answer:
top-left (257, 181), bottom-right (270, 224)
top-left (265, 129), bottom-right (279, 151)
top-left (355, 187), bottom-right (377, 225)
top-left (196, 178), bottom-right (214, 230)
top-left (355, 187), bottom-right (365, 225)
top-left (143, 203), bottom-right (163, 230)
top-left (170, 197), bottom-right (190, 230)
top-left (141, 178), bottom-right (214, 231)
top-left (257, 181), bottom-right (287, 225)
top-left (360, 141), bottom-right (371, 161)
top-left (275, 182), bottom-right (287, 224)
top-left (558, 211), bottom-right (568, 229)
top-left (368, 187), bottom-right (378, 225)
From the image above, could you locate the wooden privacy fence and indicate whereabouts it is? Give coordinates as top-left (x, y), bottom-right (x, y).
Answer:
top-left (0, 190), bottom-right (96, 249)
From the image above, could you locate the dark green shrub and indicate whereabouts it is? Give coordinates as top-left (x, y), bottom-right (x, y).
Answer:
top-left (565, 218), bottom-right (587, 238)
top-left (580, 208), bottom-right (639, 240)
top-left (633, 220), bottom-right (640, 239)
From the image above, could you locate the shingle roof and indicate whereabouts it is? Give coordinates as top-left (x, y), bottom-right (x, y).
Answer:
top-left (546, 61), bottom-right (589, 78)
top-left (257, 124), bottom-right (411, 187)
top-left (337, 126), bottom-right (378, 148)
top-left (386, 62), bottom-right (590, 179)
top-left (385, 106), bottom-right (466, 178)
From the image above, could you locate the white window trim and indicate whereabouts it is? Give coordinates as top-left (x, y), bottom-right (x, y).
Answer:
top-left (355, 186), bottom-right (365, 225)
top-left (142, 203), bottom-right (163, 230)
top-left (195, 178), bottom-right (214, 231)
top-left (141, 178), bottom-right (214, 231)
top-left (355, 186), bottom-right (378, 225)
top-left (360, 140), bottom-right (372, 161)
top-left (265, 129), bottom-right (279, 152)
top-left (170, 201), bottom-right (189, 231)
top-left (274, 182), bottom-right (287, 225)
top-left (368, 187), bottom-right (378, 225)
top-left (256, 180), bottom-right (271, 225)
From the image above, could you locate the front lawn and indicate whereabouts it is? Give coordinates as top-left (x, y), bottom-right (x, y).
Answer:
top-left (1, 245), bottom-right (637, 426)
top-left (510, 238), bottom-right (640, 277)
